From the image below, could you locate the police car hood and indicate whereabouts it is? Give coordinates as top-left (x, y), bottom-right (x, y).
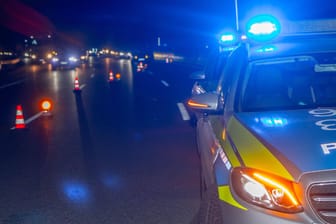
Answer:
top-left (236, 108), bottom-right (336, 177)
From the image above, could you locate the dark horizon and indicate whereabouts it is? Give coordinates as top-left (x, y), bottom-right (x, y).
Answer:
top-left (0, 0), bottom-right (233, 50)
top-left (1, 0), bottom-right (335, 51)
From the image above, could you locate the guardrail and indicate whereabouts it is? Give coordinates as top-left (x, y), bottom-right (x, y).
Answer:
top-left (0, 58), bottom-right (21, 71)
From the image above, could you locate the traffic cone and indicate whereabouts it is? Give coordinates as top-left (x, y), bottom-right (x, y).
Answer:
top-left (15, 104), bottom-right (26, 129)
top-left (73, 76), bottom-right (81, 92)
top-left (108, 71), bottom-right (114, 82)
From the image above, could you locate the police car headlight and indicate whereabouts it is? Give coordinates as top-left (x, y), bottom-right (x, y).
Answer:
top-left (69, 56), bottom-right (78, 62)
top-left (52, 57), bottom-right (59, 62)
top-left (232, 167), bottom-right (302, 213)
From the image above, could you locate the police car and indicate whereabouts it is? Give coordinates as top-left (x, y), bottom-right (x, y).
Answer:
top-left (51, 55), bottom-right (79, 70)
top-left (188, 15), bottom-right (336, 224)
top-left (189, 32), bottom-right (238, 124)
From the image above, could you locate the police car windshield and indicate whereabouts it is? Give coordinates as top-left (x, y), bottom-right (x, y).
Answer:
top-left (242, 55), bottom-right (336, 112)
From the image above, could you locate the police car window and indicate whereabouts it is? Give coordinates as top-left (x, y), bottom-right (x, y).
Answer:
top-left (241, 55), bottom-right (336, 111)
top-left (200, 52), bottom-right (228, 91)
top-left (218, 47), bottom-right (245, 111)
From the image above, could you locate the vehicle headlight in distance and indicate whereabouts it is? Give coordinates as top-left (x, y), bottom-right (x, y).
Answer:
top-left (69, 56), bottom-right (78, 62)
top-left (52, 57), bottom-right (59, 62)
top-left (231, 167), bottom-right (302, 213)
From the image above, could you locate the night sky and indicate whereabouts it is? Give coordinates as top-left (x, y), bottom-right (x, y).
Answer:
top-left (0, 0), bottom-right (233, 50)
top-left (0, 0), bottom-right (335, 50)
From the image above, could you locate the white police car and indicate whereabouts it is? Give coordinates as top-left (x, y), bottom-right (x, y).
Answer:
top-left (51, 55), bottom-right (79, 70)
top-left (188, 15), bottom-right (336, 223)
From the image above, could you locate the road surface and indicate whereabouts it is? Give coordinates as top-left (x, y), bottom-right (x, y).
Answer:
top-left (0, 58), bottom-right (202, 224)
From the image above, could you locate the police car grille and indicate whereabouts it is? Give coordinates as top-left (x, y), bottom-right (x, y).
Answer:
top-left (309, 182), bottom-right (336, 224)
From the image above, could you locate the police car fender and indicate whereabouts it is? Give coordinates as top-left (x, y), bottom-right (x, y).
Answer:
top-left (213, 144), bottom-right (232, 170)
top-left (309, 108), bottom-right (336, 154)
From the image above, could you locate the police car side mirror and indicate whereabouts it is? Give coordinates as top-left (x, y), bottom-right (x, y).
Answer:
top-left (187, 92), bottom-right (223, 114)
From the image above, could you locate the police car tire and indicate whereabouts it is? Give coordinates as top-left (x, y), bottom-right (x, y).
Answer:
top-left (200, 164), bottom-right (207, 199)
top-left (197, 183), bottom-right (223, 224)
top-left (199, 148), bottom-right (216, 198)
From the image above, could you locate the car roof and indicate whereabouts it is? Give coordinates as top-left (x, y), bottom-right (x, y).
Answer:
top-left (248, 33), bottom-right (336, 61)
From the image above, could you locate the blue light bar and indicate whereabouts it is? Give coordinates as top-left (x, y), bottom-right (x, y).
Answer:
top-left (249, 21), bottom-right (277, 35)
top-left (246, 15), bottom-right (281, 41)
top-left (220, 34), bottom-right (235, 42)
top-left (219, 32), bottom-right (238, 46)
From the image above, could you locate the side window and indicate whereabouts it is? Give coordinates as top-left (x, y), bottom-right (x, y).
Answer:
top-left (214, 54), bottom-right (228, 76)
top-left (207, 54), bottom-right (228, 90)
top-left (201, 52), bottom-right (228, 91)
top-left (217, 46), bottom-right (247, 112)
top-left (313, 72), bottom-right (336, 105)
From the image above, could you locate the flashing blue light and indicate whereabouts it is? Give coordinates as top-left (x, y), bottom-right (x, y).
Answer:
top-left (249, 21), bottom-right (277, 35)
top-left (219, 32), bottom-right (237, 45)
top-left (221, 34), bottom-right (235, 42)
top-left (246, 15), bottom-right (281, 41)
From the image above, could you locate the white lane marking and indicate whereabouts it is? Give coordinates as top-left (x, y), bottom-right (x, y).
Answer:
top-left (25, 111), bottom-right (45, 125)
top-left (80, 84), bottom-right (86, 89)
top-left (0, 79), bottom-right (25, 90)
top-left (177, 102), bottom-right (190, 121)
top-left (90, 74), bottom-right (95, 78)
top-left (161, 80), bottom-right (169, 87)
top-left (11, 111), bottom-right (44, 130)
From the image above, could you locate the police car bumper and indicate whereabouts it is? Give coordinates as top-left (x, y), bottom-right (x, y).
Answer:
top-left (219, 199), bottom-right (315, 224)
top-left (218, 169), bottom-right (336, 224)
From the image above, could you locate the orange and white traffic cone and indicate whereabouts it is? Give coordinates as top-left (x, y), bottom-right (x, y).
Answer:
top-left (73, 76), bottom-right (81, 92)
top-left (108, 71), bottom-right (114, 82)
top-left (14, 104), bottom-right (26, 129)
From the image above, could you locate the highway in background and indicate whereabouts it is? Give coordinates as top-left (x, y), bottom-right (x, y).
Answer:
top-left (0, 57), bottom-right (202, 224)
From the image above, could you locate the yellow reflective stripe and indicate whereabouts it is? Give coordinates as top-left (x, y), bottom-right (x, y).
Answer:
top-left (228, 117), bottom-right (294, 181)
top-left (210, 117), bottom-right (241, 167)
top-left (218, 185), bottom-right (247, 210)
top-left (210, 117), bottom-right (246, 209)
top-left (221, 136), bottom-right (241, 167)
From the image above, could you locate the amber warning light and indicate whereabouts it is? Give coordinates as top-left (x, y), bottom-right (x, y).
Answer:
top-left (187, 99), bottom-right (209, 109)
top-left (40, 99), bottom-right (53, 116)
top-left (115, 73), bottom-right (121, 79)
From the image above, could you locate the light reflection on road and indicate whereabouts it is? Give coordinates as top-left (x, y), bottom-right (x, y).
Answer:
top-left (101, 173), bottom-right (123, 190)
top-left (62, 180), bottom-right (91, 204)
